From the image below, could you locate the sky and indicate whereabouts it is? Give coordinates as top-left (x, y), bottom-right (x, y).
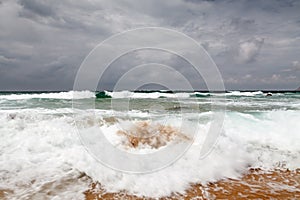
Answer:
top-left (0, 0), bottom-right (300, 91)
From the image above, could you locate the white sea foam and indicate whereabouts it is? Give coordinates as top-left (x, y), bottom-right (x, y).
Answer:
top-left (226, 91), bottom-right (264, 96)
top-left (0, 108), bottom-right (299, 198)
top-left (0, 91), bottom-right (95, 100)
top-left (106, 91), bottom-right (190, 99)
top-left (105, 90), bottom-right (266, 99)
top-left (1, 90), bottom-right (295, 100)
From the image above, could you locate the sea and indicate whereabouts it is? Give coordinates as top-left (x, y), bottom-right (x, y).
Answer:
top-left (0, 90), bottom-right (299, 199)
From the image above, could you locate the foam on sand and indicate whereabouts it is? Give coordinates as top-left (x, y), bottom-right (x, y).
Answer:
top-left (84, 168), bottom-right (300, 199)
top-left (116, 120), bottom-right (190, 148)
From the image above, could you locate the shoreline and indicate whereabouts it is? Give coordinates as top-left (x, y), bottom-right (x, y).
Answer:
top-left (1, 168), bottom-right (299, 199)
top-left (85, 168), bottom-right (300, 199)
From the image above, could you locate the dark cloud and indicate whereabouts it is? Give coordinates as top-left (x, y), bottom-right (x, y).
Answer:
top-left (19, 0), bottom-right (55, 17)
top-left (98, 49), bottom-right (205, 90)
top-left (0, 0), bottom-right (299, 90)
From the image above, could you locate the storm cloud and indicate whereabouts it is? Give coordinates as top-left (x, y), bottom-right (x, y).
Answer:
top-left (0, 0), bottom-right (299, 90)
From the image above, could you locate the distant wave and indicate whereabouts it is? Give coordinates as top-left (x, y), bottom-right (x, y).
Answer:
top-left (0, 91), bottom-right (95, 100)
top-left (225, 91), bottom-right (264, 96)
top-left (0, 90), bottom-right (299, 100)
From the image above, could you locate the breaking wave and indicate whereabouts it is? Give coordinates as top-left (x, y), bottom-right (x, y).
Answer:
top-left (0, 91), bottom-right (95, 100)
top-left (0, 107), bottom-right (299, 198)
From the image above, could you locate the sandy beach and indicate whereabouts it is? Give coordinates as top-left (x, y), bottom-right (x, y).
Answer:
top-left (84, 168), bottom-right (300, 199)
top-left (1, 168), bottom-right (298, 199)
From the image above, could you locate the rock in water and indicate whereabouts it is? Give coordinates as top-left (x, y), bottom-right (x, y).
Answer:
top-left (266, 92), bottom-right (272, 96)
top-left (96, 91), bottom-right (111, 98)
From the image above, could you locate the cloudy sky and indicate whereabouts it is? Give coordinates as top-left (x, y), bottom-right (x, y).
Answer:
top-left (0, 0), bottom-right (299, 91)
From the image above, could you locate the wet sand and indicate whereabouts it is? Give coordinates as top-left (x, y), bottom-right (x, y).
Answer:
top-left (85, 168), bottom-right (300, 200)
top-left (1, 168), bottom-right (299, 199)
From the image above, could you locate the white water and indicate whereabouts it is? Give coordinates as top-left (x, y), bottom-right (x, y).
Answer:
top-left (0, 90), bottom-right (272, 100)
top-left (0, 106), bottom-right (299, 198)
top-left (0, 91), bottom-right (95, 100)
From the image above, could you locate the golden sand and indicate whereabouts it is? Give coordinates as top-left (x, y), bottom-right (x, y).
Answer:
top-left (0, 189), bottom-right (13, 199)
top-left (84, 169), bottom-right (300, 200)
top-left (1, 169), bottom-right (299, 199)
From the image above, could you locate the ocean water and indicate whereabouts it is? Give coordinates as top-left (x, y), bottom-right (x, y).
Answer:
top-left (0, 90), bottom-right (299, 199)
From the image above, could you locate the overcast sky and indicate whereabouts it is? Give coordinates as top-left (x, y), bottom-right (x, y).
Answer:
top-left (0, 0), bottom-right (299, 91)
